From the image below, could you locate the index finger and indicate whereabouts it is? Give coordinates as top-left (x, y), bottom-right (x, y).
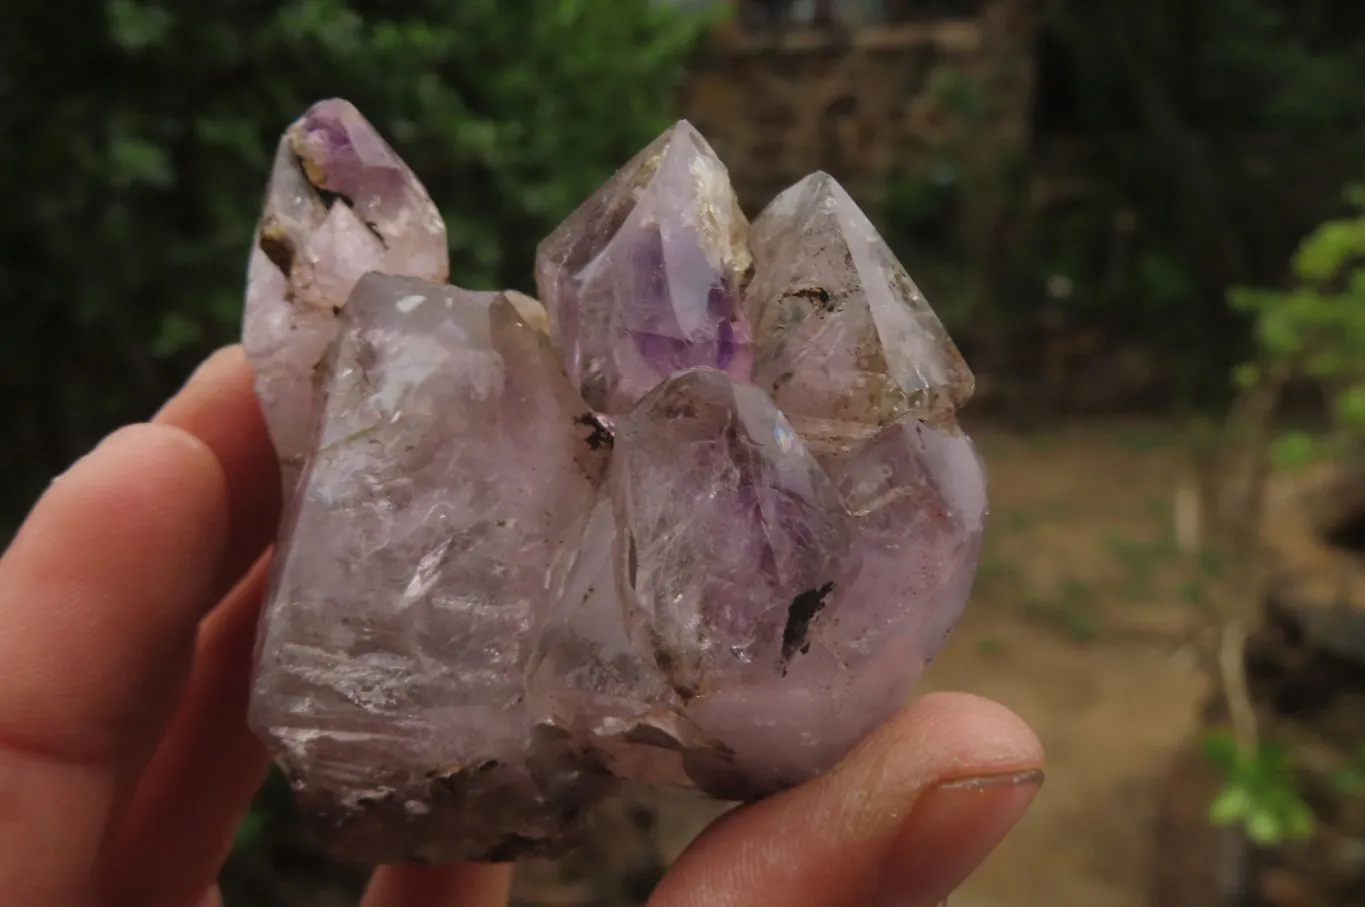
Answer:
top-left (0, 423), bottom-right (231, 906)
top-left (153, 345), bottom-right (281, 593)
top-left (648, 692), bottom-right (1044, 907)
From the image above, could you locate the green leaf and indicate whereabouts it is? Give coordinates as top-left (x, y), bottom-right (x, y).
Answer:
top-left (1231, 363), bottom-right (1260, 390)
top-left (1251, 739), bottom-right (1291, 772)
top-left (1227, 285), bottom-right (1281, 314)
top-left (924, 68), bottom-right (987, 122)
top-left (1281, 799), bottom-right (1317, 840)
top-left (1344, 184), bottom-right (1365, 209)
top-left (1293, 219), bottom-right (1365, 283)
top-left (1336, 385), bottom-right (1365, 431)
top-left (1208, 785), bottom-right (1252, 826)
top-left (1246, 807), bottom-right (1283, 846)
top-left (1202, 730), bottom-right (1240, 774)
top-left (106, 0), bottom-right (173, 52)
top-left (1270, 431), bottom-right (1318, 470)
top-left (108, 135), bottom-right (173, 189)
top-left (1137, 252), bottom-right (1195, 306)
top-left (152, 311), bottom-right (203, 358)
top-left (1331, 767), bottom-right (1365, 795)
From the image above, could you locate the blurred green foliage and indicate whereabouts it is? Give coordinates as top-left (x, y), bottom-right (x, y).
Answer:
top-left (1204, 730), bottom-right (1317, 846)
top-left (5, 0), bottom-right (1365, 526)
top-left (1331, 745), bottom-right (1365, 796)
top-left (0, 0), bottom-right (715, 532)
top-left (1228, 184), bottom-right (1365, 473)
top-left (879, 0), bottom-right (1365, 406)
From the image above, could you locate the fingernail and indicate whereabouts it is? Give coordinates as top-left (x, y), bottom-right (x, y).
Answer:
top-left (874, 768), bottom-right (1043, 907)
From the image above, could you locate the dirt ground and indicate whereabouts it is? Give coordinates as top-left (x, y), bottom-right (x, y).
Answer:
top-left (920, 418), bottom-right (1210, 907)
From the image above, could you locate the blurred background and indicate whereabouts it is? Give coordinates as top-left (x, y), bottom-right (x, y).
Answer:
top-left (4, 0), bottom-right (1365, 905)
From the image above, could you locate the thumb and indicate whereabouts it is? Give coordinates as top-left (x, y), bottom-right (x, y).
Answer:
top-left (647, 692), bottom-right (1043, 907)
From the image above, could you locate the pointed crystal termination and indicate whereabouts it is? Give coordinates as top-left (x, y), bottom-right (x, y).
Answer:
top-left (534, 121), bottom-right (756, 415)
top-left (744, 172), bottom-right (974, 455)
top-left (248, 274), bottom-right (610, 863)
top-left (610, 367), bottom-right (884, 797)
top-left (588, 378), bottom-right (987, 799)
top-left (243, 99), bottom-right (449, 491)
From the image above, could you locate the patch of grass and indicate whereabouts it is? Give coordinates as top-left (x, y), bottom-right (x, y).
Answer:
top-left (1104, 530), bottom-right (1184, 602)
top-left (1060, 575), bottom-right (1093, 606)
top-left (976, 552), bottom-right (1022, 585)
top-left (1197, 548), bottom-right (1227, 579)
top-left (996, 498), bottom-right (1072, 534)
top-left (1112, 426), bottom-right (1177, 451)
top-left (1022, 576), bottom-right (1098, 642)
top-left (1109, 536), bottom-right (1153, 600)
top-left (976, 636), bottom-right (1008, 657)
top-left (1106, 534), bottom-right (1156, 600)
top-left (1144, 494), bottom-right (1171, 517)
top-left (1004, 507), bottom-right (1038, 532)
top-left (1178, 579), bottom-right (1209, 607)
top-left (1044, 603), bottom-right (1098, 643)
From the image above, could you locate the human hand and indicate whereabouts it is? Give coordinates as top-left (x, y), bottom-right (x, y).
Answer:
top-left (0, 346), bottom-right (1044, 907)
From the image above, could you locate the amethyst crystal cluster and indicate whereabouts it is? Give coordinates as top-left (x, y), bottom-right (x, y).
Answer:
top-left (244, 99), bottom-right (987, 863)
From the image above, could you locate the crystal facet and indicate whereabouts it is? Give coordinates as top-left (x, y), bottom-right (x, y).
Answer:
top-left (535, 121), bottom-right (755, 415)
top-left (744, 172), bottom-right (973, 453)
top-left (611, 368), bottom-right (855, 690)
top-left (246, 109), bottom-right (988, 864)
top-left (243, 99), bottom-right (448, 491)
top-left (826, 415), bottom-right (988, 669)
top-left (249, 273), bottom-right (608, 861)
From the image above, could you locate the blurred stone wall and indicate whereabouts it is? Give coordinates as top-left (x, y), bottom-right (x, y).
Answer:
top-left (680, 0), bottom-right (1041, 211)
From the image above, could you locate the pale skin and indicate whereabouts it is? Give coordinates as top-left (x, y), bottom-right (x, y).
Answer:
top-left (0, 346), bottom-right (1045, 907)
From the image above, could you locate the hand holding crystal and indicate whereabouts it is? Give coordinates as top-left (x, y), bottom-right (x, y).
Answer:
top-left (0, 101), bottom-right (1044, 906)
top-left (0, 348), bottom-right (1042, 905)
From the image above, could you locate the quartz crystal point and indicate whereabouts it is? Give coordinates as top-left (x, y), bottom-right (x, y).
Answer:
top-left (824, 416), bottom-right (988, 677)
top-left (744, 171), bottom-right (974, 454)
top-left (529, 368), bottom-right (987, 799)
top-left (534, 120), bottom-right (755, 415)
top-left (243, 99), bottom-right (448, 491)
top-left (529, 369), bottom-right (866, 799)
top-left (611, 368), bottom-right (865, 796)
top-left (249, 274), bottom-right (610, 862)
top-left (247, 107), bottom-right (990, 863)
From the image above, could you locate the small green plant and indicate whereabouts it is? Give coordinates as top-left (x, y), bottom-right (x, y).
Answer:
top-left (1105, 533), bottom-right (1173, 603)
top-left (1186, 190), bottom-right (1365, 852)
top-left (1203, 730), bottom-right (1316, 846)
top-left (1230, 184), bottom-right (1365, 457)
top-left (1022, 576), bottom-right (1097, 643)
